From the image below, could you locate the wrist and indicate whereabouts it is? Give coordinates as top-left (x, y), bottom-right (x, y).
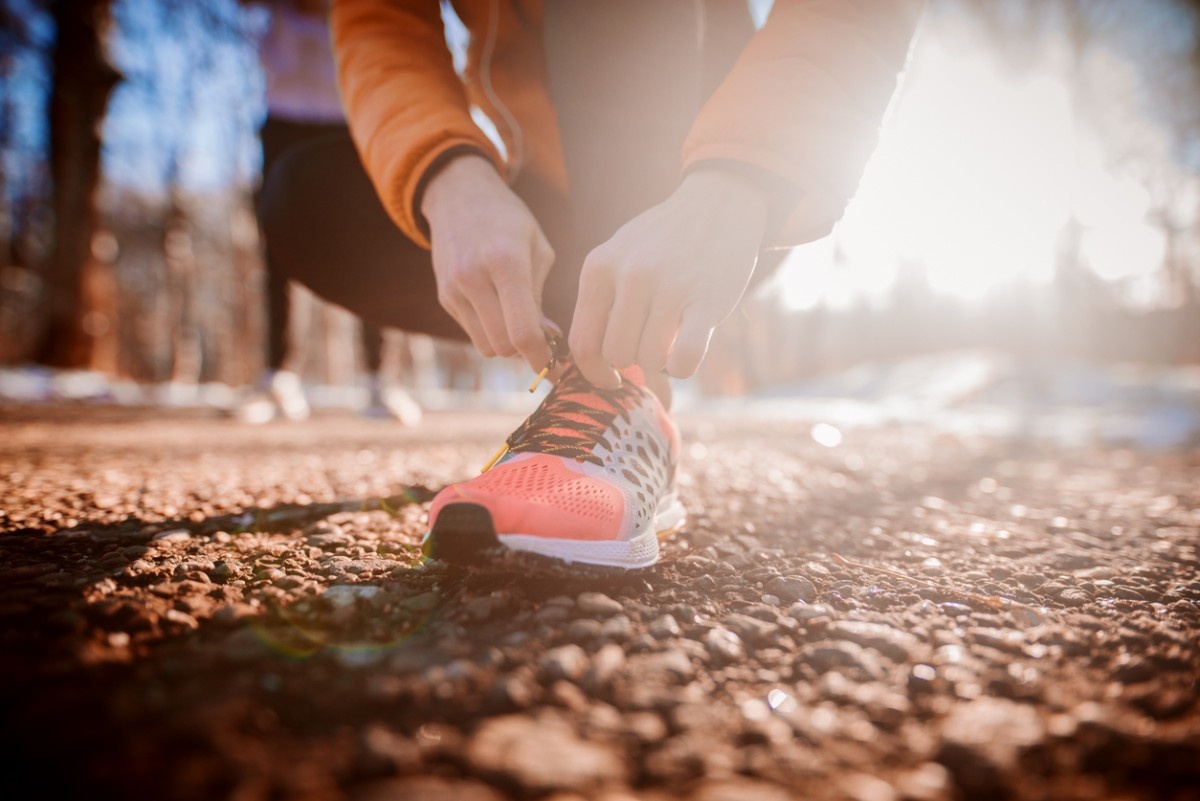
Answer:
top-left (677, 167), bottom-right (769, 234)
top-left (419, 152), bottom-right (501, 227)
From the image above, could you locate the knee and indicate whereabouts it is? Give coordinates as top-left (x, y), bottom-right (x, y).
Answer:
top-left (258, 147), bottom-right (308, 250)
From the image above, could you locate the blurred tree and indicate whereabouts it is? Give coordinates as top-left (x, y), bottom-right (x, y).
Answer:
top-left (34, 0), bottom-right (121, 368)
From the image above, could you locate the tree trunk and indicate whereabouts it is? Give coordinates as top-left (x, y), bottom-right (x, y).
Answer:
top-left (35, 0), bottom-right (120, 367)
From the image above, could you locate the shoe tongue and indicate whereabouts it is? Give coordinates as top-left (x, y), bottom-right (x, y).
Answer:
top-left (621, 365), bottom-right (647, 387)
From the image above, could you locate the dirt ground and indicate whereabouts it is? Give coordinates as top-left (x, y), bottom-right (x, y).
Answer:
top-left (1, 404), bottom-right (1198, 801)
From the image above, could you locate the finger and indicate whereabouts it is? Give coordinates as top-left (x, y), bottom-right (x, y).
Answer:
top-left (495, 270), bottom-right (552, 372)
top-left (569, 257), bottom-right (621, 388)
top-left (443, 291), bottom-right (496, 357)
top-left (636, 305), bottom-right (680, 375)
top-left (666, 304), bottom-right (717, 379)
top-left (466, 283), bottom-right (518, 358)
top-left (602, 278), bottom-right (652, 369)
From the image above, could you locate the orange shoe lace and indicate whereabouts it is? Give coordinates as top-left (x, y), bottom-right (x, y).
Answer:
top-left (482, 363), bottom-right (644, 472)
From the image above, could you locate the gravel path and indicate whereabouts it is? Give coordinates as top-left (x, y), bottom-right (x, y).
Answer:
top-left (1, 406), bottom-right (1198, 801)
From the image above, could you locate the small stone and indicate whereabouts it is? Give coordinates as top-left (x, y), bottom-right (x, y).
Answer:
top-left (567, 618), bottom-right (603, 642)
top-left (152, 528), bottom-right (191, 543)
top-left (629, 649), bottom-right (695, 683)
top-left (274, 575), bottom-right (304, 590)
top-left (894, 763), bottom-right (951, 801)
top-left (576, 592), bottom-right (623, 617)
top-left (541, 644), bottom-right (589, 682)
top-left (649, 614), bottom-right (682, 639)
top-left (829, 620), bottom-right (920, 662)
top-left (464, 595), bottom-right (502, 621)
top-left (208, 560), bottom-right (243, 584)
top-left (690, 779), bottom-right (793, 801)
top-left (323, 584), bottom-right (381, 606)
top-left (764, 575), bottom-right (817, 604)
top-left (599, 615), bottom-right (633, 641)
top-left (585, 643), bottom-right (626, 689)
top-left (352, 776), bottom-right (504, 801)
top-left (938, 697), bottom-right (1044, 794)
top-left (164, 609), bottom-right (199, 629)
top-left (705, 628), bottom-right (744, 663)
top-left (466, 714), bottom-right (627, 792)
top-left (802, 641), bottom-right (884, 680)
top-left (789, 603), bottom-right (832, 621)
top-left (1058, 588), bottom-right (1090, 607)
top-left (720, 613), bottom-right (776, 645)
top-left (489, 676), bottom-right (535, 710)
top-left (841, 773), bottom-right (897, 801)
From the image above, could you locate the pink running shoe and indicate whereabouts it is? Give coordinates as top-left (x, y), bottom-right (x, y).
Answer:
top-left (424, 364), bottom-right (685, 568)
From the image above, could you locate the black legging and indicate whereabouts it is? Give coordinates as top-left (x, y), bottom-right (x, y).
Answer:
top-left (259, 0), bottom-right (776, 350)
top-left (259, 117), bottom-right (388, 372)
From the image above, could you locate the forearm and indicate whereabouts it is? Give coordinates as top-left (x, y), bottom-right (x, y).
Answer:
top-left (331, 0), bottom-right (504, 247)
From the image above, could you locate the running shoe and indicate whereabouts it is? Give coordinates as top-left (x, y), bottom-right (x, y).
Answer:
top-left (424, 363), bottom-right (685, 568)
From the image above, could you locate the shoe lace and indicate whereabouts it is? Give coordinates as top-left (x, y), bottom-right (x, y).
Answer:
top-left (481, 363), bottom-right (644, 472)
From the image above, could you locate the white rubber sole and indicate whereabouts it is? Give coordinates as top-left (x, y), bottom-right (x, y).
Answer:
top-left (495, 490), bottom-right (686, 568)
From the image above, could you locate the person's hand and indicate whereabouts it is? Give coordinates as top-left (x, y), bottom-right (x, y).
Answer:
top-left (420, 154), bottom-right (555, 372)
top-left (568, 169), bottom-right (768, 388)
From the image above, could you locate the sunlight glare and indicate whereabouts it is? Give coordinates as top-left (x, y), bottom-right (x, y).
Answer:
top-left (773, 31), bottom-right (1170, 309)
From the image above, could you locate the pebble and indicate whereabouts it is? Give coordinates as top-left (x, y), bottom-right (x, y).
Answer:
top-left (323, 584), bottom-right (381, 607)
top-left (599, 615), bottom-right (633, 641)
top-left (968, 626), bottom-right (1024, 652)
top-left (705, 628), bottom-right (744, 663)
top-left (352, 776), bottom-right (504, 801)
top-left (541, 644), bottom-right (589, 682)
top-left (466, 714), bottom-right (627, 792)
top-left (802, 641), bottom-right (885, 680)
top-left (152, 529), bottom-right (191, 543)
top-left (163, 609), bottom-right (199, 629)
top-left (939, 602), bottom-right (973, 617)
top-left (720, 613), bottom-right (777, 645)
top-left (585, 643), bottom-right (626, 689)
top-left (628, 649), bottom-right (695, 684)
top-left (764, 575), bottom-right (817, 604)
top-left (939, 696), bottom-right (1044, 778)
top-left (208, 560), bottom-right (243, 584)
top-left (649, 614), bottom-right (682, 639)
top-left (489, 676), bottom-right (535, 710)
top-left (828, 620), bottom-right (919, 662)
top-left (789, 603), bottom-right (832, 621)
top-left (690, 779), bottom-right (793, 801)
top-left (840, 773), bottom-right (897, 801)
top-left (1058, 587), bottom-right (1090, 606)
top-left (576, 592), bottom-right (623, 617)
top-left (566, 618), bottom-right (603, 642)
top-left (894, 763), bottom-right (952, 801)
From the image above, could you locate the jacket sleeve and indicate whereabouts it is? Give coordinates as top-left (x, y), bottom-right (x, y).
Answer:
top-left (682, 0), bottom-right (925, 248)
top-left (331, 0), bottom-right (504, 249)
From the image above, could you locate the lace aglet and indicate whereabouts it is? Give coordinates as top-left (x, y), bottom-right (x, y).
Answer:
top-left (528, 366), bottom-right (551, 393)
top-left (481, 442), bottom-right (509, 473)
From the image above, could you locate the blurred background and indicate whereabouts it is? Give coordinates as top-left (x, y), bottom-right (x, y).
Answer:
top-left (0, 0), bottom-right (1198, 442)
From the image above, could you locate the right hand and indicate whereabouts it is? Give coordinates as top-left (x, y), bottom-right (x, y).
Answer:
top-left (420, 154), bottom-right (555, 372)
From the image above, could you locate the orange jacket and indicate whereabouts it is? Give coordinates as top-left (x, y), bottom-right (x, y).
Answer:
top-left (331, 0), bottom-right (924, 250)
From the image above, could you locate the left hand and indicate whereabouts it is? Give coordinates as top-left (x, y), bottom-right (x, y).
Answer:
top-left (568, 169), bottom-right (769, 388)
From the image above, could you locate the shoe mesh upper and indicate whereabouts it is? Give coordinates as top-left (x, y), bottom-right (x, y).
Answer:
top-left (467, 458), bottom-right (621, 524)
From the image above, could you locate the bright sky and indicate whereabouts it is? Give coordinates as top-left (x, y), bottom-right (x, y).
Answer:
top-left (767, 17), bottom-right (1181, 310)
